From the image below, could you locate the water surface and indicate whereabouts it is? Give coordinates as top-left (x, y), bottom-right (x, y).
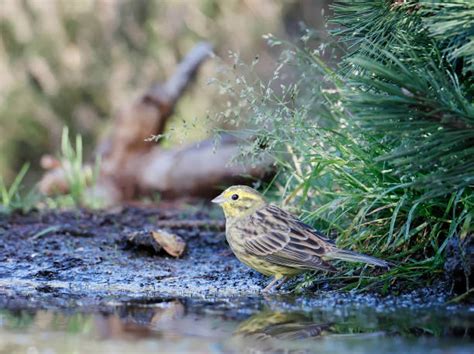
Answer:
top-left (1, 297), bottom-right (472, 354)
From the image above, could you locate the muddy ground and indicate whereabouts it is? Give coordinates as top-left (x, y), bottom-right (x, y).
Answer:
top-left (0, 205), bottom-right (270, 309)
top-left (0, 204), bottom-right (467, 312)
top-left (1, 205), bottom-right (473, 354)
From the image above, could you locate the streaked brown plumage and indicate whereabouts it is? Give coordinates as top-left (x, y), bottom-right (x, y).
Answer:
top-left (212, 185), bottom-right (389, 292)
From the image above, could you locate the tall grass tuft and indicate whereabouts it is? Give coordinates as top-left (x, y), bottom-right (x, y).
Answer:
top-left (0, 164), bottom-right (39, 214)
top-left (45, 127), bottom-right (102, 209)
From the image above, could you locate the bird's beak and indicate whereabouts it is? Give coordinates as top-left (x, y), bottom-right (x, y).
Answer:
top-left (211, 193), bottom-right (226, 204)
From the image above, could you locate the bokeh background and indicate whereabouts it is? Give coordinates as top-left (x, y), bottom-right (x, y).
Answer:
top-left (0, 0), bottom-right (331, 185)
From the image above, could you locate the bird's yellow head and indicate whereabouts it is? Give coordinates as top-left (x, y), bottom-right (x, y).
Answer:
top-left (212, 185), bottom-right (267, 219)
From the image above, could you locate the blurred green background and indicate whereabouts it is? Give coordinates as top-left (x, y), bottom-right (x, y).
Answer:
top-left (0, 0), bottom-right (330, 185)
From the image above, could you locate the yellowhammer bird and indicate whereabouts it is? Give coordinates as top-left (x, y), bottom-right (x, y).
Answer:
top-left (212, 185), bottom-right (389, 292)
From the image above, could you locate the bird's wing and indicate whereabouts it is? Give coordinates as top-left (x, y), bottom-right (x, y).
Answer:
top-left (236, 204), bottom-right (336, 272)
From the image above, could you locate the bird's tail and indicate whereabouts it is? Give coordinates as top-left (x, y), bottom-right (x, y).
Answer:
top-left (325, 249), bottom-right (390, 268)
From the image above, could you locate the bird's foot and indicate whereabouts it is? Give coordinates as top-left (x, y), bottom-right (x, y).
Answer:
top-left (262, 276), bottom-right (288, 293)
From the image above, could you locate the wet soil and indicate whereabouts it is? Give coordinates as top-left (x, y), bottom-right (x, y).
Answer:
top-left (1, 206), bottom-right (472, 353)
top-left (0, 205), bottom-right (469, 313)
top-left (0, 205), bottom-right (268, 309)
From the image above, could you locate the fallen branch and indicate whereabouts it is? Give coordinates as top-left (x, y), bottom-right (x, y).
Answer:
top-left (38, 42), bottom-right (273, 206)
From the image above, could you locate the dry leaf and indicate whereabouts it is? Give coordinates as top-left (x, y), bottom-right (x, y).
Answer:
top-left (152, 229), bottom-right (186, 258)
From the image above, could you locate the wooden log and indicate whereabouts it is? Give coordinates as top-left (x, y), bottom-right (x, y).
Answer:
top-left (38, 42), bottom-right (273, 206)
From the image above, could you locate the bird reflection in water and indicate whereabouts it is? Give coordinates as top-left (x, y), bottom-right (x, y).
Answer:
top-left (233, 310), bottom-right (333, 353)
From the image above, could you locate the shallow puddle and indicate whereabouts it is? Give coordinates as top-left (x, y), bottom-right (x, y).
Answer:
top-left (0, 297), bottom-right (472, 354)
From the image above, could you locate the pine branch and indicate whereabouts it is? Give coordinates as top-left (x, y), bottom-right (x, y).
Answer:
top-left (344, 43), bottom-right (474, 196)
top-left (420, 0), bottom-right (474, 75)
top-left (330, 0), bottom-right (429, 69)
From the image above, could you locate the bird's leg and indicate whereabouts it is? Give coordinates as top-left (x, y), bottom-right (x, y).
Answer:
top-left (262, 274), bottom-right (284, 293)
top-left (262, 277), bottom-right (280, 293)
top-left (274, 276), bottom-right (289, 290)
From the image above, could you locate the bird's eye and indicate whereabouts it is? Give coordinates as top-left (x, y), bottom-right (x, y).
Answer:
top-left (231, 194), bottom-right (239, 201)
